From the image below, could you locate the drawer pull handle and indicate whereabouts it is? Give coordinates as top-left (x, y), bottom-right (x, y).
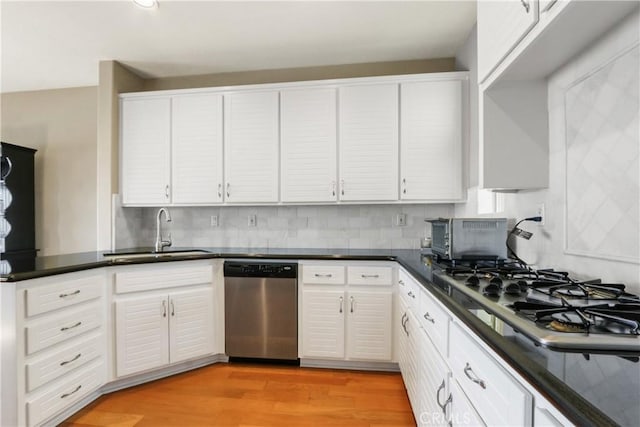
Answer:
top-left (59, 290), bottom-right (80, 298)
top-left (398, 280), bottom-right (405, 286)
top-left (339, 296), bottom-right (343, 313)
top-left (314, 273), bottom-right (333, 278)
top-left (423, 312), bottom-right (435, 324)
top-left (464, 363), bottom-right (487, 389)
top-left (60, 321), bottom-right (82, 332)
top-left (520, 0), bottom-right (530, 13)
top-left (60, 353), bottom-right (82, 366)
top-left (361, 274), bottom-right (379, 278)
top-left (408, 291), bottom-right (415, 299)
top-left (350, 296), bottom-right (355, 313)
top-left (61, 384), bottom-right (82, 399)
top-left (436, 379), bottom-right (452, 413)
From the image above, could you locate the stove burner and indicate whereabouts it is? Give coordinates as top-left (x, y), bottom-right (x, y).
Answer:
top-left (549, 319), bottom-right (587, 333)
top-left (483, 283), bottom-right (501, 297)
top-left (466, 275), bottom-right (480, 287)
top-left (489, 277), bottom-right (503, 287)
top-left (504, 282), bottom-right (523, 295)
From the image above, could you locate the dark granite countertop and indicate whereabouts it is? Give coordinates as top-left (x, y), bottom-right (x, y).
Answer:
top-left (2, 247), bottom-right (636, 426)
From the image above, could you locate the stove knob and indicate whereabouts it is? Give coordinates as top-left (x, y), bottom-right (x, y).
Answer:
top-left (466, 275), bottom-right (480, 287)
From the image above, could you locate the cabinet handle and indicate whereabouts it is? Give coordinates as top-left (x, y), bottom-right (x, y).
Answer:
top-left (340, 180), bottom-right (345, 196)
top-left (171, 299), bottom-right (175, 316)
top-left (60, 384), bottom-right (82, 399)
top-left (1, 156), bottom-right (12, 180)
top-left (60, 353), bottom-right (82, 367)
top-left (60, 321), bottom-right (82, 332)
top-left (165, 185), bottom-right (170, 199)
top-left (162, 300), bottom-right (167, 318)
top-left (423, 312), bottom-right (435, 324)
top-left (398, 279), bottom-right (405, 287)
top-left (463, 363), bottom-right (487, 389)
top-left (520, 0), bottom-right (530, 13)
top-left (339, 296), bottom-right (343, 313)
top-left (314, 273), bottom-right (333, 278)
top-left (226, 183), bottom-right (230, 198)
top-left (404, 315), bottom-right (410, 336)
top-left (218, 183), bottom-right (222, 198)
top-left (408, 291), bottom-right (415, 299)
top-left (59, 289), bottom-right (80, 298)
top-left (402, 178), bottom-right (406, 195)
top-left (331, 181), bottom-right (336, 197)
top-left (436, 379), bottom-right (452, 414)
top-left (350, 296), bottom-right (355, 313)
top-left (361, 274), bottom-right (379, 278)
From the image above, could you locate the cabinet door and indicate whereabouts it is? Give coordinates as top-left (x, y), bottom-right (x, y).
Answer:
top-left (339, 84), bottom-right (399, 201)
top-left (450, 380), bottom-right (485, 427)
top-left (400, 80), bottom-right (463, 201)
top-left (301, 289), bottom-right (345, 359)
top-left (477, 0), bottom-right (539, 82)
top-left (115, 294), bottom-right (169, 377)
top-left (281, 87), bottom-right (337, 202)
top-left (224, 91), bottom-right (279, 203)
top-left (171, 94), bottom-right (223, 204)
top-left (121, 97), bottom-right (171, 205)
top-left (169, 288), bottom-right (215, 363)
top-left (346, 290), bottom-right (392, 361)
top-left (418, 329), bottom-right (451, 427)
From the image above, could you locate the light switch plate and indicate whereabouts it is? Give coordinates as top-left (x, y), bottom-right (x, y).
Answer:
top-left (248, 214), bottom-right (257, 227)
top-left (395, 213), bottom-right (407, 227)
top-left (210, 215), bottom-right (219, 227)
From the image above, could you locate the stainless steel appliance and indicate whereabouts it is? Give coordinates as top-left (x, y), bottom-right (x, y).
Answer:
top-left (431, 259), bottom-right (640, 351)
top-left (224, 261), bottom-right (298, 361)
top-left (429, 218), bottom-right (507, 260)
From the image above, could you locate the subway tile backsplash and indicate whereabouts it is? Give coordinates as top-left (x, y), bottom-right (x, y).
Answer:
top-left (114, 200), bottom-right (454, 250)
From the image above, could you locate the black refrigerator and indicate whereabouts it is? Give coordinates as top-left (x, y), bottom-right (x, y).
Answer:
top-left (1, 142), bottom-right (37, 273)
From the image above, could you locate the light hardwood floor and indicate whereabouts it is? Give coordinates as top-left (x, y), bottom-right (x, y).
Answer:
top-left (60, 363), bottom-right (415, 427)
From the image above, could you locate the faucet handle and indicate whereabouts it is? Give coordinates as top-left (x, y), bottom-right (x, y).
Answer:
top-left (166, 233), bottom-right (172, 247)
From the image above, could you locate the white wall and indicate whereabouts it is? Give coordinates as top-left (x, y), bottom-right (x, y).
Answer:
top-left (455, 12), bottom-right (640, 291)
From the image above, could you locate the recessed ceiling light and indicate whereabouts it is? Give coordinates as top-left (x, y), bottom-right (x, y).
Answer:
top-left (133, 0), bottom-right (158, 9)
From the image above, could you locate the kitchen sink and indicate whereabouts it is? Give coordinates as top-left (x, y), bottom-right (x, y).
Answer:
top-left (103, 249), bottom-right (211, 263)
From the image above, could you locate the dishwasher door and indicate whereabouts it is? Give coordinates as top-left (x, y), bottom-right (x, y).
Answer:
top-left (224, 276), bottom-right (298, 360)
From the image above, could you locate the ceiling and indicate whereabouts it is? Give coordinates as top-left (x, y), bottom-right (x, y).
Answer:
top-left (0, 1), bottom-right (477, 94)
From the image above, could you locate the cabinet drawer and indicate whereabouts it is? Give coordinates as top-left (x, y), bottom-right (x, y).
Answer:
top-left (26, 359), bottom-right (104, 427)
top-left (115, 263), bottom-right (212, 294)
top-left (302, 265), bottom-right (345, 285)
top-left (347, 266), bottom-right (392, 286)
top-left (26, 274), bottom-right (103, 317)
top-left (418, 287), bottom-right (449, 357)
top-left (450, 322), bottom-right (531, 426)
top-left (26, 302), bottom-right (102, 355)
top-left (26, 332), bottom-right (103, 392)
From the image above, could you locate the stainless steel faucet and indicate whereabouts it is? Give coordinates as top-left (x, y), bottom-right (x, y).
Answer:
top-left (154, 207), bottom-right (172, 252)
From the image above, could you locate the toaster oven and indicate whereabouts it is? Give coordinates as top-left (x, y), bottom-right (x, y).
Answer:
top-left (429, 218), bottom-right (508, 260)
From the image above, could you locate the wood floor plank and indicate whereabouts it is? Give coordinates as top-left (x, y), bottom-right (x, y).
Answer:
top-left (60, 363), bottom-right (415, 427)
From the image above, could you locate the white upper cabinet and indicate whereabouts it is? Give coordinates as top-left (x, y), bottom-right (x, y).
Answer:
top-left (281, 87), bottom-right (337, 203)
top-left (171, 94), bottom-right (223, 204)
top-left (339, 84), bottom-right (399, 201)
top-left (121, 97), bottom-right (171, 205)
top-left (224, 91), bottom-right (279, 203)
top-left (400, 80), bottom-right (464, 201)
top-left (477, 0), bottom-right (539, 83)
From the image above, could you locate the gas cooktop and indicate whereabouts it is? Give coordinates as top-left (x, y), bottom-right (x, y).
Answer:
top-left (431, 259), bottom-right (640, 352)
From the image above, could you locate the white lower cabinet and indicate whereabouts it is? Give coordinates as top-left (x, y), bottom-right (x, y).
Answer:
top-left (300, 262), bottom-right (394, 363)
top-left (417, 329), bottom-right (450, 427)
top-left (450, 379), bottom-right (485, 427)
top-left (115, 287), bottom-right (214, 377)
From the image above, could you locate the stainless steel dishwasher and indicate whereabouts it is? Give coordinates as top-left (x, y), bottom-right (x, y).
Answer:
top-left (224, 261), bottom-right (298, 361)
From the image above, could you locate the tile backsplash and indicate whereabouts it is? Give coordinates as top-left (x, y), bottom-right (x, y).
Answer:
top-left (114, 200), bottom-right (453, 250)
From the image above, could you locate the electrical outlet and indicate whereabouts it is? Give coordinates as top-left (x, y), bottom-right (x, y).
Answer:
top-left (248, 214), bottom-right (257, 227)
top-left (536, 203), bottom-right (545, 226)
top-left (395, 213), bottom-right (407, 227)
top-left (210, 215), bottom-right (219, 227)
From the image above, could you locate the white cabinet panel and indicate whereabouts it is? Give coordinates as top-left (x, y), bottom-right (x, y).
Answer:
top-left (115, 294), bottom-right (169, 377)
top-left (400, 80), bottom-right (463, 201)
top-left (224, 91), bottom-right (279, 203)
top-left (121, 97), bottom-right (171, 205)
top-left (418, 328), bottom-right (450, 427)
top-left (281, 87), bottom-right (337, 202)
top-left (301, 289), bottom-right (345, 359)
top-left (339, 84), bottom-right (399, 201)
top-left (171, 94), bottom-right (223, 204)
top-left (25, 274), bottom-right (103, 317)
top-left (302, 265), bottom-right (345, 285)
top-left (477, 0), bottom-right (539, 83)
top-left (450, 379), bottom-right (485, 427)
top-left (168, 288), bottom-right (215, 363)
top-left (346, 290), bottom-right (392, 361)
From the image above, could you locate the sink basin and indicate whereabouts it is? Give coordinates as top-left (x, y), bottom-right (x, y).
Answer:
top-left (103, 249), bottom-right (211, 262)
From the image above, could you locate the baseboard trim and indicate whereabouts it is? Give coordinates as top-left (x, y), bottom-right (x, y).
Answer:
top-left (300, 358), bottom-right (400, 372)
